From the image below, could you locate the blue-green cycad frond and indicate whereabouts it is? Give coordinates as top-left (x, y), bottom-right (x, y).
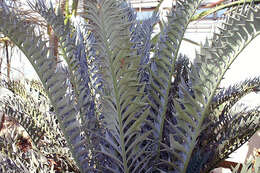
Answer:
top-left (153, 2), bottom-right (260, 173)
top-left (212, 77), bottom-right (260, 112)
top-left (186, 77), bottom-right (260, 172)
top-left (211, 109), bottom-right (259, 172)
top-left (132, 14), bottom-right (159, 83)
top-left (120, 4), bottom-right (159, 89)
top-left (193, 106), bottom-right (260, 172)
top-left (30, 0), bottom-right (96, 125)
top-left (83, 0), bottom-right (150, 172)
top-left (0, 3), bottom-right (90, 172)
top-left (121, 2), bottom-right (159, 68)
top-left (145, 0), bottom-right (202, 172)
top-left (191, 2), bottom-right (260, 140)
top-left (169, 3), bottom-right (260, 173)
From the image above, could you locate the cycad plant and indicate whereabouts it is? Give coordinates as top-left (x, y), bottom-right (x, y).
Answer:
top-left (0, 0), bottom-right (260, 172)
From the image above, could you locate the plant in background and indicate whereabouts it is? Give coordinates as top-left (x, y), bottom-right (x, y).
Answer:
top-left (0, 0), bottom-right (259, 172)
top-left (0, 79), bottom-right (80, 172)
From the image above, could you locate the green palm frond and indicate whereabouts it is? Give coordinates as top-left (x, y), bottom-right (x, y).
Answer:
top-left (0, 132), bottom-right (32, 173)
